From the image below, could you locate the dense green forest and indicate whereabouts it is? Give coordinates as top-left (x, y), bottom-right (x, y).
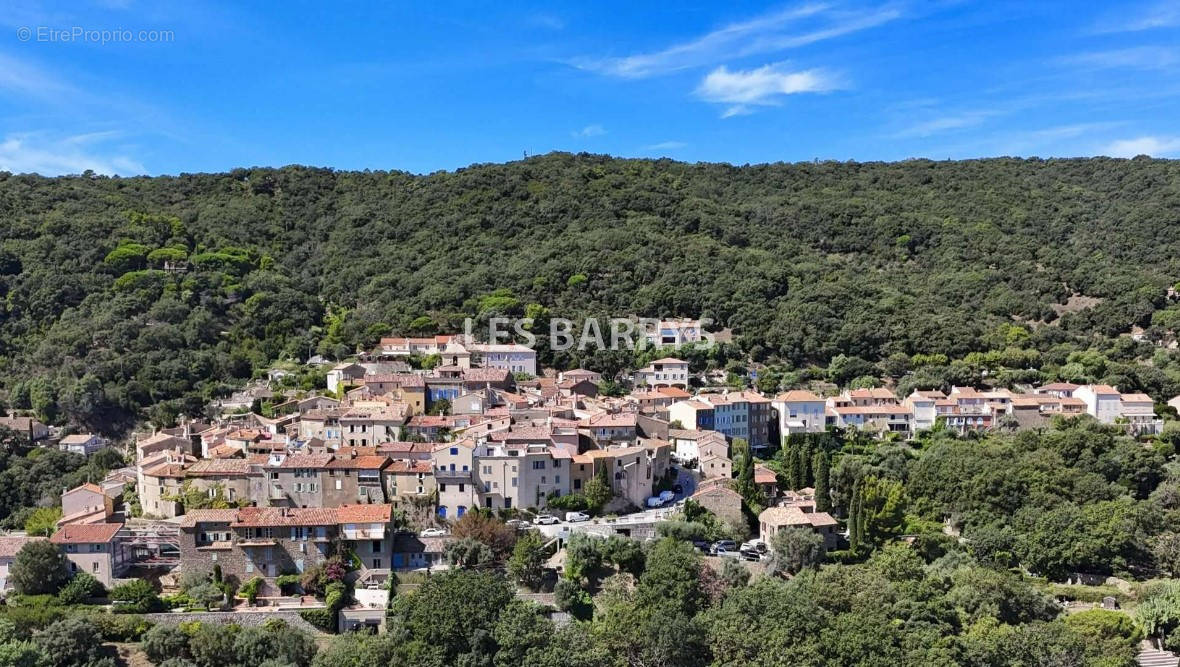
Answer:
top-left (3, 154), bottom-right (1180, 434)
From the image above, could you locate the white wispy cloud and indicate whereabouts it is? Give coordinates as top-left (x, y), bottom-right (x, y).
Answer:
top-left (1102, 135), bottom-right (1180, 157)
top-left (0, 131), bottom-right (146, 176)
top-left (576, 3), bottom-right (900, 78)
top-left (0, 52), bottom-right (75, 101)
top-left (644, 141), bottom-right (688, 150)
top-left (572, 124), bottom-right (606, 138)
top-left (697, 63), bottom-right (838, 116)
top-left (892, 111), bottom-right (998, 138)
top-left (527, 13), bottom-right (565, 30)
top-left (1093, 0), bottom-right (1180, 32)
top-left (1060, 45), bottom-right (1179, 70)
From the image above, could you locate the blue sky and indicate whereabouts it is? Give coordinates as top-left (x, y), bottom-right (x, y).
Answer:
top-left (1, 0), bottom-right (1179, 175)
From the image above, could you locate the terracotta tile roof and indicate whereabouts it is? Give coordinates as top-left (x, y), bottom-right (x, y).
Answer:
top-left (326, 455), bottom-right (390, 470)
top-left (1038, 382), bottom-right (1079, 391)
top-left (656, 386), bottom-right (691, 399)
top-left (488, 426), bottom-right (554, 442)
top-left (1122, 393), bottom-right (1154, 403)
top-left (278, 453), bottom-right (334, 469)
top-left (649, 357), bottom-right (687, 365)
top-left (0, 535), bottom-right (44, 558)
top-left (337, 504), bottom-right (393, 523)
top-left (187, 459), bottom-right (251, 476)
top-left (66, 483), bottom-right (105, 496)
top-left (1088, 385), bottom-right (1120, 394)
top-left (754, 465), bottom-right (777, 485)
top-left (775, 390), bottom-right (824, 402)
top-left (233, 507), bottom-right (338, 527)
top-left (362, 374), bottom-right (426, 388)
top-left (387, 460), bottom-right (433, 473)
top-left (580, 411), bottom-right (639, 428)
top-left (693, 483), bottom-right (741, 500)
top-left (463, 368), bottom-right (512, 383)
top-left (179, 509), bottom-right (240, 527)
top-left (51, 523), bottom-right (122, 544)
top-left (143, 462), bottom-right (187, 478)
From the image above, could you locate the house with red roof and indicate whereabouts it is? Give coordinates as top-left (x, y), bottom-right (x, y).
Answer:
top-left (52, 523), bottom-right (126, 587)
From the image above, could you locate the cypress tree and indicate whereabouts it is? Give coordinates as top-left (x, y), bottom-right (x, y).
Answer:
top-left (797, 442), bottom-right (811, 488)
top-left (848, 479), bottom-right (861, 551)
top-left (813, 451), bottom-right (831, 513)
top-left (788, 441), bottom-right (797, 488)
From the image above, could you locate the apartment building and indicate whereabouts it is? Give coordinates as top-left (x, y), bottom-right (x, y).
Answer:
top-left (471, 442), bottom-right (570, 511)
top-left (178, 504), bottom-right (396, 594)
top-left (433, 440), bottom-right (476, 520)
top-left (668, 399), bottom-right (716, 432)
top-left (469, 343), bottom-right (537, 376)
top-left (632, 358), bottom-right (690, 389)
top-left (700, 391), bottom-right (775, 450)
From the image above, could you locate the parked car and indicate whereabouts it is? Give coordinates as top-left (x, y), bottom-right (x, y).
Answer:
top-left (658, 490), bottom-right (675, 503)
top-left (533, 515), bottom-right (561, 525)
top-left (565, 511), bottom-right (590, 522)
top-left (691, 539), bottom-right (710, 552)
top-left (645, 496), bottom-right (664, 508)
top-left (740, 550), bottom-right (762, 562)
top-left (740, 539), bottom-right (768, 554)
top-left (709, 540), bottom-right (737, 555)
top-left (420, 527), bottom-right (448, 537)
top-left (716, 547), bottom-right (742, 559)
top-left (505, 519), bottom-right (531, 529)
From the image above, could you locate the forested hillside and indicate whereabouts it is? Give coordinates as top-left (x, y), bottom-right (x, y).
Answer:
top-left (2, 153), bottom-right (1180, 434)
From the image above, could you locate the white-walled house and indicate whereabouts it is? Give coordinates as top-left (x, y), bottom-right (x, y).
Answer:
top-left (1074, 384), bottom-right (1123, 424)
top-left (633, 358), bottom-right (690, 389)
top-left (904, 391), bottom-right (943, 432)
top-left (1120, 393), bottom-right (1163, 435)
top-left (772, 390), bottom-right (828, 435)
top-left (59, 433), bottom-right (106, 457)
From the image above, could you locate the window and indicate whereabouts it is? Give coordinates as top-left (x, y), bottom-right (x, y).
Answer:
top-left (439, 483), bottom-right (447, 492)
top-left (92, 562), bottom-right (99, 573)
top-left (372, 539), bottom-right (382, 551)
top-left (511, 477), bottom-right (517, 487)
top-left (372, 558), bottom-right (381, 568)
top-left (482, 465), bottom-right (491, 474)
top-left (450, 447), bottom-right (458, 455)
top-left (532, 461), bottom-right (545, 470)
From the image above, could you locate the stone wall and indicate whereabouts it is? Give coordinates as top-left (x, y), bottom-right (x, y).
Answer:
top-left (143, 610), bottom-right (324, 634)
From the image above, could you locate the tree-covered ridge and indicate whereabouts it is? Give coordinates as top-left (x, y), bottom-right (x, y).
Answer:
top-left (3, 154), bottom-right (1180, 433)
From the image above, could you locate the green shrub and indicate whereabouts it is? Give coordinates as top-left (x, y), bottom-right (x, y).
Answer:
top-left (298, 608), bottom-right (335, 633)
top-left (83, 612), bottom-right (152, 641)
top-left (110, 579), bottom-right (164, 613)
top-left (58, 572), bottom-right (107, 605)
top-left (275, 574), bottom-right (301, 595)
top-left (239, 576), bottom-right (264, 604)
